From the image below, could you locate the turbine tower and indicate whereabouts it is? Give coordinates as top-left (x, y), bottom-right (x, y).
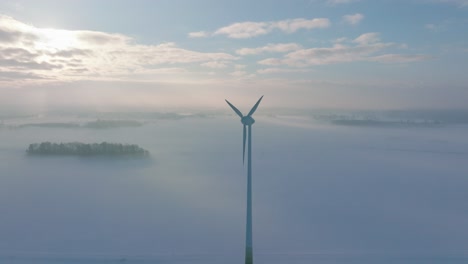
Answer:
top-left (225, 95), bottom-right (263, 264)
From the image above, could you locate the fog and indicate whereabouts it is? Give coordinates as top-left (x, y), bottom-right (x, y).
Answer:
top-left (1, 110), bottom-right (468, 263)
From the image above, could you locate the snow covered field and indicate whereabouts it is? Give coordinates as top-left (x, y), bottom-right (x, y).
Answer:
top-left (1, 111), bottom-right (467, 263)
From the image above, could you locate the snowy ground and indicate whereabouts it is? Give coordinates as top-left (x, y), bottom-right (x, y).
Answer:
top-left (1, 111), bottom-right (467, 263)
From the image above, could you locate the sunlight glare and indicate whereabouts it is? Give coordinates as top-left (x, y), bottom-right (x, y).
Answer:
top-left (37, 28), bottom-right (78, 51)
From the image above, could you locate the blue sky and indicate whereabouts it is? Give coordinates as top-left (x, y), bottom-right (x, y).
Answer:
top-left (0, 0), bottom-right (467, 111)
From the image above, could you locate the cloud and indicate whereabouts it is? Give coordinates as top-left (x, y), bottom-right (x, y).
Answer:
top-left (353, 32), bottom-right (381, 45)
top-left (214, 21), bottom-right (270, 39)
top-left (213, 18), bottom-right (330, 39)
top-left (46, 48), bottom-right (92, 58)
top-left (272, 18), bottom-right (331, 33)
top-left (200, 61), bottom-right (229, 68)
top-left (236, 43), bottom-right (302, 55)
top-left (229, 70), bottom-right (256, 79)
top-left (188, 31), bottom-right (209, 38)
top-left (368, 54), bottom-right (431, 63)
top-left (0, 15), bottom-right (237, 83)
top-left (431, 0), bottom-right (468, 7)
top-left (0, 57), bottom-right (61, 70)
top-left (334, 37), bottom-right (348, 43)
top-left (1, 47), bottom-right (38, 59)
top-left (343, 13), bottom-right (364, 25)
top-left (235, 64), bottom-right (246, 70)
top-left (0, 20), bottom-right (39, 45)
top-left (257, 58), bottom-right (283, 66)
top-left (0, 71), bottom-right (45, 81)
top-left (0, 28), bottom-right (23, 43)
top-left (130, 67), bottom-right (188, 75)
top-left (425, 20), bottom-right (454, 32)
top-left (258, 33), bottom-right (428, 67)
top-left (257, 68), bottom-right (310, 74)
top-left (230, 70), bottom-right (245, 76)
top-left (326, 0), bottom-right (360, 5)
top-left (76, 31), bottom-right (130, 45)
top-left (230, 70), bottom-right (248, 77)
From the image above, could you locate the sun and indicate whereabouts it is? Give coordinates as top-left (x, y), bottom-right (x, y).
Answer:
top-left (38, 28), bottom-right (78, 51)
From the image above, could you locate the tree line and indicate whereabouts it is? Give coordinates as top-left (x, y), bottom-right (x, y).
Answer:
top-left (27, 142), bottom-right (149, 156)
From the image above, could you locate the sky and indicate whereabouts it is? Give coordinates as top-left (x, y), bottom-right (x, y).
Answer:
top-left (0, 0), bottom-right (467, 112)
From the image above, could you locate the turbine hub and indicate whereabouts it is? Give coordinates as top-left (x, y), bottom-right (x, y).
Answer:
top-left (241, 116), bottom-right (255, 125)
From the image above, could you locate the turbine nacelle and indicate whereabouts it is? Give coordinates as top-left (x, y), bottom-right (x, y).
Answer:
top-left (225, 96), bottom-right (263, 164)
top-left (241, 116), bottom-right (255, 126)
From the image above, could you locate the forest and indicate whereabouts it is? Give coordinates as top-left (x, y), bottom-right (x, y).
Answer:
top-left (27, 142), bottom-right (149, 156)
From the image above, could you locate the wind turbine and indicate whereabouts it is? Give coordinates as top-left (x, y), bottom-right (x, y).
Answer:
top-left (225, 95), bottom-right (263, 264)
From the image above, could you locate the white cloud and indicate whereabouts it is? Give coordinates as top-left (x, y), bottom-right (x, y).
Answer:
top-left (76, 31), bottom-right (130, 45)
top-left (258, 58), bottom-right (283, 66)
top-left (214, 21), bottom-right (270, 39)
top-left (131, 67), bottom-right (189, 75)
top-left (200, 61), bottom-right (228, 68)
top-left (236, 43), bottom-right (302, 55)
top-left (257, 68), bottom-right (310, 74)
top-left (343, 13), bottom-right (364, 25)
top-left (257, 33), bottom-right (427, 67)
top-left (235, 64), bottom-right (246, 70)
top-left (230, 70), bottom-right (247, 77)
top-left (229, 70), bottom-right (255, 79)
top-left (188, 31), bottom-right (209, 38)
top-left (272, 18), bottom-right (331, 33)
top-left (353, 32), bottom-right (381, 45)
top-left (213, 18), bottom-right (330, 39)
top-left (368, 54), bottom-right (431, 63)
top-left (0, 15), bottom-right (237, 83)
top-left (334, 37), bottom-right (348, 43)
top-left (326, 0), bottom-right (360, 5)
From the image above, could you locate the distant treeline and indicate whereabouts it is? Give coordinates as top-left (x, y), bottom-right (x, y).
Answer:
top-left (27, 142), bottom-right (149, 156)
top-left (313, 114), bottom-right (442, 127)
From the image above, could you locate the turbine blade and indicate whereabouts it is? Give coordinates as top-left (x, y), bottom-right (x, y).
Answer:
top-left (243, 125), bottom-right (246, 164)
top-left (225, 99), bottom-right (243, 118)
top-left (247, 95), bottom-right (264, 116)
